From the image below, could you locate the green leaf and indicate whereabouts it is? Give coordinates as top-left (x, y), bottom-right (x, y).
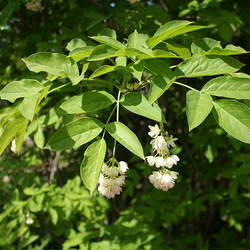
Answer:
top-left (49, 207), bottom-right (58, 225)
top-left (175, 55), bottom-right (244, 78)
top-left (120, 48), bottom-right (151, 59)
top-left (66, 38), bottom-right (86, 51)
top-left (213, 99), bottom-right (250, 143)
top-left (191, 38), bottom-right (247, 56)
top-left (15, 118), bottom-right (29, 154)
top-left (34, 126), bottom-right (45, 149)
top-left (191, 38), bottom-right (222, 55)
top-left (47, 117), bottom-right (104, 150)
top-left (88, 44), bottom-right (122, 61)
top-left (127, 30), bottom-right (149, 49)
top-left (59, 90), bottom-right (116, 114)
top-left (144, 58), bottom-right (170, 76)
top-left (152, 49), bottom-right (179, 58)
top-left (90, 35), bottom-right (125, 49)
top-left (202, 76), bottom-right (250, 99)
top-left (18, 94), bottom-right (40, 120)
top-left (106, 122), bottom-right (144, 159)
top-left (148, 74), bottom-right (175, 103)
top-left (0, 116), bottom-right (26, 155)
top-left (80, 139), bottom-right (106, 194)
top-left (22, 52), bottom-right (80, 84)
top-left (147, 20), bottom-right (206, 48)
top-left (90, 65), bottom-right (125, 78)
top-left (69, 47), bottom-right (94, 62)
top-left (121, 92), bottom-right (164, 122)
top-left (0, 79), bottom-right (43, 102)
top-left (186, 90), bottom-right (213, 131)
top-left (166, 42), bottom-right (191, 59)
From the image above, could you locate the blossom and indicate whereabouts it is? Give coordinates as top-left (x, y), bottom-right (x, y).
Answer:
top-left (149, 170), bottom-right (178, 191)
top-left (118, 161), bottom-right (128, 174)
top-left (150, 135), bottom-right (168, 154)
top-left (146, 155), bottom-right (156, 166)
top-left (148, 124), bottom-right (161, 138)
top-left (101, 164), bottom-right (119, 177)
top-left (165, 155), bottom-right (180, 168)
top-left (25, 217), bottom-right (34, 225)
top-left (98, 160), bottom-right (128, 199)
top-left (165, 134), bottom-right (178, 148)
top-left (155, 156), bottom-right (166, 168)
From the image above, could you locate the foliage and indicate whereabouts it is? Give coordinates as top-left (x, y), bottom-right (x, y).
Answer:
top-left (0, 0), bottom-right (250, 249)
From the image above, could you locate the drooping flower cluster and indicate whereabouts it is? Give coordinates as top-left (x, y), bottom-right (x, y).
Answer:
top-left (98, 160), bottom-right (128, 199)
top-left (146, 124), bottom-right (180, 191)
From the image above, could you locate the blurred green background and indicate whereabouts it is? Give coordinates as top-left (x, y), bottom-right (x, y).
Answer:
top-left (0, 0), bottom-right (250, 249)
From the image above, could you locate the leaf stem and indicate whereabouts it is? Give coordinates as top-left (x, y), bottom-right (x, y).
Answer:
top-left (102, 104), bottom-right (117, 139)
top-left (174, 81), bottom-right (198, 91)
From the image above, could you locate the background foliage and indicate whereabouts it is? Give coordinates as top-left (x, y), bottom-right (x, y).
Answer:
top-left (0, 0), bottom-right (250, 249)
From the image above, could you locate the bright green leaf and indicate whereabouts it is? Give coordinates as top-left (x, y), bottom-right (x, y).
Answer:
top-left (90, 35), bottom-right (125, 49)
top-left (69, 47), bottom-right (94, 62)
top-left (80, 139), bottom-right (106, 194)
top-left (34, 126), bottom-right (45, 149)
top-left (90, 65), bottom-right (126, 78)
top-left (213, 99), bottom-right (250, 143)
top-left (59, 90), bottom-right (116, 114)
top-left (121, 92), bottom-right (164, 122)
top-left (47, 117), bottom-right (104, 150)
top-left (147, 20), bottom-right (206, 48)
top-left (202, 76), bottom-right (250, 99)
top-left (175, 55), bottom-right (244, 78)
top-left (18, 94), bottom-right (40, 120)
top-left (0, 79), bottom-right (43, 102)
top-left (166, 41), bottom-right (191, 59)
top-left (186, 90), bottom-right (213, 131)
top-left (66, 38), bottom-right (86, 51)
top-left (22, 52), bottom-right (80, 84)
top-left (106, 121), bottom-right (144, 159)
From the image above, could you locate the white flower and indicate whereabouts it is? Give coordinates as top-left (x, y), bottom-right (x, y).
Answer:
top-left (118, 161), bottom-right (128, 174)
top-left (98, 175), bottom-right (123, 199)
top-left (155, 156), bottom-right (166, 168)
top-left (25, 218), bottom-right (34, 225)
top-left (146, 155), bottom-right (156, 166)
top-left (165, 155), bottom-right (180, 168)
top-left (150, 136), bottom-right (168, 154)
top-left (166, 134), bottom-right (178, 148)
top-left (102, 164), bottom-right (119, 177)
top-left (115, 175), bottom-right (126, 186)
top-left (149, 170), bottom-right (178, 191)
top-left (148, 124), bottom-right (161, 138)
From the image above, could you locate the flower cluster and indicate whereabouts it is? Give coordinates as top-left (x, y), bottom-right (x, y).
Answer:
top-left (98, 160), bottom-right (128, 199)
top-left (146, 124), bottom-right (180, 191)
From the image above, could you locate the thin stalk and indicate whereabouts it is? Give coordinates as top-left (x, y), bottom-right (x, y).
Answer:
top-left (174, 81), bottom-right (198, 91)
top-left (112, 90), bottom-right (121, 160)
top-left (102, 104), bottom-right (117, 139)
